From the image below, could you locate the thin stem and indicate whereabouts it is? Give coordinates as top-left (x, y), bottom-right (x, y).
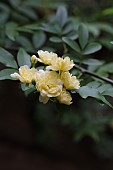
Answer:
top-left (74, 64), bottom-right (113, 85)
top-left (63, 43), bottom-right (68, 54)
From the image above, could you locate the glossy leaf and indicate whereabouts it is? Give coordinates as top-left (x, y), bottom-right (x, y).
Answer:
top-left (21, 84), bottom-right (35, 96)
top-left (83, 43), bottom-right (102, 55)
top-left (78, 23), bottom-right (89, 49)
top-left (17, 48), bottom-right (31, 67)
top-left (67, 31), bottom-right (78, 40)
top-left (62, 22), bottom-right (74, 34)
top-left (17, 6), bottom-right (38, 20)
top-left (49, 36), bottom-right (62, 43)
top-left (102, 88), bottom-right (113, 97)
top-left (0, 47), bottom-right (18, 68)
top-left (16, 35), bottom-right (34, 52)
top-left (62, 37), bottom-right (81, 53)
top-left (0, 3), bottom-right (10, 24)
top-left (87, 81), bottom-right (101, 88)
top-left (97, 63), bottom-right (113, 77)
top-left (77, 86), bottom-right (100, 99)
top-left (9, 0), bottom-right (21, 7)
top-left (98, 84), bottom-right (112, 93)
top-left (77, 86), bottom-right (113, 108)
top-left (21, 24), bottom-right (41, 30)
top-left (42, 24), bottom-right (60, 34)
top-left (33, 31), bottom-right (46, 49)
top-left (0, 68), bottom-right (18, 80)
top-left (83, 59), bottom-right (104, 66)
top-left (5, 22), bottom-right (18, 41)
top-left (56, 6), bottom-right (68, 27)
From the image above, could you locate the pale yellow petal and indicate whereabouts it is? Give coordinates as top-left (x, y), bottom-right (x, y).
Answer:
top-left (36, 71), bottom-right (63, 98)
top-left (37, 50), bottom-right (58, 65)
top-left (39, 94), bottom-right (49, 104)
top-left (57, 88), bottom-right (72, 105)
top-left (50, 56), bottom-right (75, 71)
top-left (61, 72), bottom-right (80, 89)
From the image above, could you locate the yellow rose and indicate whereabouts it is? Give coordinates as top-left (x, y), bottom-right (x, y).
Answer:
top-left (57, 88), bottom-right (72, 105)
top-left (11, 65), bottom-right (38, 84)
top-left (36, 70), bottom-right (63, 98)
top-left (61, 71), bottom-right (80, 89)
top-left (46, 56), bottom-right (75, 71)
top-left (37, 50), bottom-right (58, 65)
top-left (39, 94), bottom-right (49, 104)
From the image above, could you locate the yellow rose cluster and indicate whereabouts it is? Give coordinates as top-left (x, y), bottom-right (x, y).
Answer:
top-left (11, 50), bottom-right (80, 105)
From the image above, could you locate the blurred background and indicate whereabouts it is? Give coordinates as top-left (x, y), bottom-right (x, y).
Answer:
top-left (0, 0), bottom-right (113, 169)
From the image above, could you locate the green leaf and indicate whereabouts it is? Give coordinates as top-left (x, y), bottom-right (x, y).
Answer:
top-left (77, 86), bottom-right (100, 99)
top-left (67, 31), bottom-right (78, 40)
top-left (32, 31), bottom-right (46, 49)
top-left (63, 53), bottom-right (80, 63)
top-left (9, 0), bottom-right (21, 7)
top-left (100, 97), bottom-right (113, 108)
top-left (0, 68), bottom-right (18, 80)
top-left (87, 23), bottom-right (100, 37)
top-left (17, 27), bottom-right (34, 33)
top-left (17, 6), bottom-right (38, 20)
top-left (102, 8), bottom-right (113, 15)
top-left (49, 36), bottom-right (62, 43)
top-left (87, 81), bottom-right (101, 88)
top-left (97, 63), bottom-right (113, 77)
top-left (21, 84), bottom-right (35, 96)
top-left (17, 48), bottom-right (31, 67)
top-left (56, 6), bottom-right (68, 27)
top-left (102, 88), bottom-right (113, 97)
top-left (97, 23), bottom-right (113, 35)
top-left (0, 3), bottom-right (10, 24)
top-left (0, 47), bottom-right (18, 68)
top-left (62, 22), bottom-right (74, 35)
top-left (98, 84), bottom-right (112, 93)
top-left (62, 37), bottom-right (81, 53)
top-left (78, 23), bottom-right (89, 49)
top-left (16, 35), bottom-right (34, 52)
top-left (83, 43), bottom-right (102, 55)
top-left (42, 24), bottom-right (60, 34)
top-left (77, 86), bottom-right (113, 108)
top-left (11, 11), bottom-right (29, 23)
top-left (21, 24), bottom-right (41, 30)
top-left (5, 22), bottom-right (18, 41)
top-left (25, 88), bottom-right (35, 96)
top-left (83, 59), bottom-right (104, 66)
